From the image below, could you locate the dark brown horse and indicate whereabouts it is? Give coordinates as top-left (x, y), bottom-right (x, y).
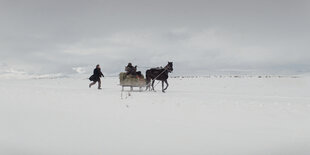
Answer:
top-left (145, 62), bottom-right (173, 92)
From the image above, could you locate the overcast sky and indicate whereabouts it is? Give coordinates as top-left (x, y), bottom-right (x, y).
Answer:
top-left (0, 0), bottom-right (309, 75)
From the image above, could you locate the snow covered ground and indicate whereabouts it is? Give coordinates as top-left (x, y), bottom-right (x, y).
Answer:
top-left (0, 76), bottom-right (310, 155)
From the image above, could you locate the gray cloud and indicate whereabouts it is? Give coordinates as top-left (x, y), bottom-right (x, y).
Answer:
top-left (0, 0), bottom-right (309, 75)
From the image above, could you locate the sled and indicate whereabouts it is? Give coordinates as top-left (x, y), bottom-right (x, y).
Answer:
top-left (119, 72), bottom-right (146, 91)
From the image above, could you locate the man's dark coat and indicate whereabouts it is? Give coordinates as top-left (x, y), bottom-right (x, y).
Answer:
top-left (89, 68), bottom-right (104, 81)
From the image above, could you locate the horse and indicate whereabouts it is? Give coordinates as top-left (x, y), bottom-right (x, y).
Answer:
top-left (145, 62), bottom-right (173, 92)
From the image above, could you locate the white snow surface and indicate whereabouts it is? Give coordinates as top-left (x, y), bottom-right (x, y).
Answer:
top-left (1, 76), bottom-right (310, 155)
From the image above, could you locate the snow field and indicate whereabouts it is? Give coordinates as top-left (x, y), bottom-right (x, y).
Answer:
top-left (0, 76), bottom-right (310, 155)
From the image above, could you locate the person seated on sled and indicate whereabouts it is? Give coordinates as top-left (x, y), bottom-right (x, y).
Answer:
top-left (125, 63), bottom-right (137, 75)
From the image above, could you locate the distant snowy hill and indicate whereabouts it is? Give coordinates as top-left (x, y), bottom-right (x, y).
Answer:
top-left (0, 67), bottom-right (66, 79)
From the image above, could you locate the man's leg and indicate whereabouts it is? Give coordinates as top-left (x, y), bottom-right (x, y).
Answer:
top-left (89, 81), bottom-right (96, 88)
top-left (98, 79), bottom-right (102, 89)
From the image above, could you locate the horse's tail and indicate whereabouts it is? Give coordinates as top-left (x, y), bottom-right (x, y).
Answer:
top-left (145, 70), bottom-right (151, 88)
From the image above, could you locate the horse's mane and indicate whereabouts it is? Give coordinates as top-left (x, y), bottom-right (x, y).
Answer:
top-left (151, 67), bottom-right (163, 70)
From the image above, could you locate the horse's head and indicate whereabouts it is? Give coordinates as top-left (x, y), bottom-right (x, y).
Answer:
top-left (165, 62), bottom-right (173, 73)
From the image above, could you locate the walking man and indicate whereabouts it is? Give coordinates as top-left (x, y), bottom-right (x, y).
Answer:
top-left (89, 64), bottom-right (104, 89)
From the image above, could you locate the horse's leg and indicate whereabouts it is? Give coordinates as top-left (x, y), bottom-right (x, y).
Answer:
top-left (162, 80), bottom-right (166, 93)
top-left (151, 80), bottom-right (155, 91)
top-left (164, 80), bottom-right (169, 91)
top-left (146, 81), bottom-right (151, 91)
top-left (145, 83), bottom-right (149, 91)
top-left (145, 77), bottom-right (150, 91)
